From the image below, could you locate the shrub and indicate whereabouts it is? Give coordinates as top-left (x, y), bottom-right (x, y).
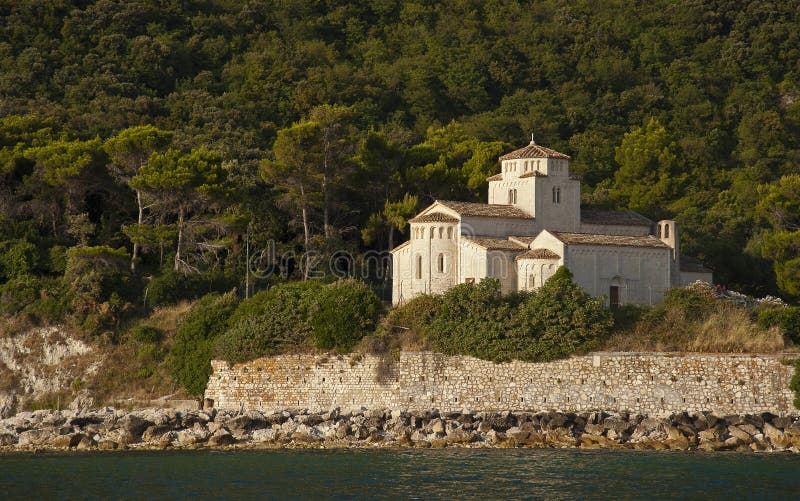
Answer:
top-left (214, 281), bottom-right (323, 362)
top-left (131, 324), bottom-right (164, 344)
top-left (426, 269), bottom-right (613, 363)
top-left (0, 275), bottom-right (40, 315)
top-left (310, 279), bottom-right (382, 353)
top-left (168, 292), bottom-right (238, 396)
top-left (791, 359), bottom-right (800, 410)
top-left (146, 269), bottom-right (238, 307)
top-left (0, 239), bottom-right (39, 280)
top-left (662, 283), bottom-right (717, 322)
top-left (758, 306), bottom-right (800, 343)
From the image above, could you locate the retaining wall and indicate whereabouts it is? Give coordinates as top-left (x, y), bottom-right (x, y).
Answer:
top-left (205, 351), bottom-right (798, 417)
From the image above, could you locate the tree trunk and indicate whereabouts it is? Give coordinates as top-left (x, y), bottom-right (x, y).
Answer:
top-left (174, 204), bottom-right (185, 272)
top-left (300, 182), bottom-right (310, 280)
top-left (322, 140), bottom-right (331, 239)
top-left (131, 189), bottom-right (143, 273)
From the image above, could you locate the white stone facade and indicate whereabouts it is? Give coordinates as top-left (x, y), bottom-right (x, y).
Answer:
top-left (391, 140), bottom-right (712, 306)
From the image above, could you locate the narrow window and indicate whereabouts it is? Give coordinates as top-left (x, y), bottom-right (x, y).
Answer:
top-left (508, 189), bottom-right (514, 204)
top-left (556, 187), bottom-right (561, 203)
top-left (658, 224), bottom-right (662, 238)
top-left (438, 227), bottom-right (444, 239)
top-left (447, 227), bottom-right (453, 239)
top-left (429, 227), bottom-right (435, 238)
top-left (609, 286), bottom-right (620, 309)
top-left (664, 224), bottom-right (670, 238)
top-left (524, 161), bottom-right (528, 171)
top-left (438, 253), bottom-right (444, 273)
top-left (552, 187), bottom-right (557, 203)
top-left (416, 255), bottom-right (422, 279)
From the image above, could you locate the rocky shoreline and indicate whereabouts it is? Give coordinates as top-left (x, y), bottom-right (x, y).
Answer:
top-left (2, 407), bottom-right (800, 453)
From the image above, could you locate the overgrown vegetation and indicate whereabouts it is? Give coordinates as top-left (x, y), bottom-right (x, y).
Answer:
top-left (372, 270), bottom-right (613, 363)
top-left (601, 283), bottom-right (788, 353)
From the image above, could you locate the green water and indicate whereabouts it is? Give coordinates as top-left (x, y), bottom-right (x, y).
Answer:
top-left (2, 449), bottom-right (799, 499)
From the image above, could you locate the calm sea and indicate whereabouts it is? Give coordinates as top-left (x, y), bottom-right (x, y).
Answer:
top-left (2, 448), bottom-right (799, 499)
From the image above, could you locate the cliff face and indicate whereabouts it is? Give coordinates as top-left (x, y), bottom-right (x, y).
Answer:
top-left (0, 326), bottom-right (101, 417)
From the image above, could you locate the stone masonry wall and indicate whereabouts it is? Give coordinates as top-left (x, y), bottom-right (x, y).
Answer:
top-left (205, 352), bottom-right (798, 417)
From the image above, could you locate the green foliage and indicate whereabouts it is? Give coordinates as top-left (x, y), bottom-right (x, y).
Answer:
top-left (310, 279), bottom-right (382, 352)
top-left (130, 325), bottom-right (165, 344)
top-left (145, 269), bottom-right (238, 307)
top-left (790, 359), bottom-right (800, 410)
top-left (423, 271), bottom-right (613, 363)
top-left (214, 281), bottom-right (324, 363)
top-left (758, 307), bottom-right (800, 344)
top-left (0, 239), bottom-right (39, 280)
top-left (662, 284), bottom-right (718, 322)
top-left (169, 292), bottom-right (238, 396)
top-left (0, 275), bottom-right (41, 315)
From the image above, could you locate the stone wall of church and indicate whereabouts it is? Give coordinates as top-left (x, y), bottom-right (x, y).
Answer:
top-left (566, 245), bottom-right (671, 306)
top-left (205, 351), bottom-right (797, 417)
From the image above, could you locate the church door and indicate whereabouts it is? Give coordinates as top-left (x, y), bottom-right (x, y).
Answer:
top-left (609, 286), bottom-right (620, 309)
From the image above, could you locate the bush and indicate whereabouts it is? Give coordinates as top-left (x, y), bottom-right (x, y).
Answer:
top-left (758, 306), bottom-right (800, 343)
top-left (791, 359), bottom-right (800, 410)
top-left (0, 239), bottom-right (39, 280)
top-left (131, 324), bottom-right (164, 344)
top-left (662, 283), bottom-right (717, 322)
top-left (168, 292), bottom-right (238, 396)
top-left (425, 269), bottom-right (613, 363)
top-left (214, 281), bottom-right (324, 363)
top-left (310, 279), bottom-right (382, 353)
top-left (146, 269), bottom-right (238, 307)
top-left (0, 275), bottom-right (40, 315)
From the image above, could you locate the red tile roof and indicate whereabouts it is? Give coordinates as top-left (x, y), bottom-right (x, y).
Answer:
top-left (551, 232), bottom-right (669, 248)
top-left (462, 237), bottom-right (528, 251)
top-left (408, 212), bottom-right (459, 223)
top-left (581, 209), bottom-right (653, 227)
top-left (436, 200), bottom-right (533, 219)
top-left (499, 141), bottom-right (571, 161)
top-left (516, 248), bottom-right (560, 260)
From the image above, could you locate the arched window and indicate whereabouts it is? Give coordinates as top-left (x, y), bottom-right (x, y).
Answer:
top-left (416, 255), bottom-right (422, 279)
top-left (552, 187), bottom-right (557, 203)
top-left (508, 189), bottom-right (514, 204)
top-left (557, 187), bottom-right (561, 203)
top-left (524, 161), bottom-right (528, 171)
top-left (664, 224), bottom-right (669, 238)
top-left (657, 224), bottom-right (662, 238)
top-left (437, 253), bottom-right (445, 273)
top-left (429, 227), bottom-right (435, 238)
top-left (447, 227), bottom-right (453, 239)
top-left (438, 227), bottom-right (444, 239)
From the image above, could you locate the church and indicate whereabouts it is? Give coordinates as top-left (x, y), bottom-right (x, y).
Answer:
top-left (390, 138), bottom-right (712, 306)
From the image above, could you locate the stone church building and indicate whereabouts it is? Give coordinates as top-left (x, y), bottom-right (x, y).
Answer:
top-left (390, 139), bottom-right (712, 306)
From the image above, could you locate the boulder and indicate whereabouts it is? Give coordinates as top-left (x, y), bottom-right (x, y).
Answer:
top-left (727, 425), bottom-right (753, 444)
top-left (17, 428), bottom-right (58, 447)
top-left (251, 428), bottom-right (277, 443)
top-left (0, 433), bottom-right (18, 446)
top-left (444, 427), bottom-right (474, 444)
top-left (208, 431), bottom-right (236, 447)
top-left (75, 436), bottom-right (97, 450)
top-left (763, 423), bottom-right (790, 449)
top-left (97, 440), bottom-right (119, 450)
top-left (428, 418), bottom-right (445, 435)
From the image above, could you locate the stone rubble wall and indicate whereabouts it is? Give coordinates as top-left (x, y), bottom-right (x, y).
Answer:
top-left (205, 352), bottom-right (798, 417)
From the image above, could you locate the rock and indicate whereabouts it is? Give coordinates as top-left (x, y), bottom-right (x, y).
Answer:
top-left (0, 433), bottom-right (17, 446)
top-left (208, 431), bottom-right (236, 447)
top-left (52, 433), bottom-right (84, 449)
top-left (97, 440), bottom-right (119, 450)
top-left (581, 434), bottom-right (617, 448)
top-left (142, 425), bottom-right (172, 442)
top-left (251, 428), bottom-right (277, 443)
top-left (485, 429), bottom-right (505, 445)
top-left (772, 416), bottom-right (793, 430)
top-left (174, 429), bottom-right (210, 446)
top-left (430, 438), bottom-right (447, 448)
top-left (18, 428), bottom-right (57, 447)
top-left (444, 427), bottom-right (474, 444)
top-left (727, 425), bottom-right (753, 444)
top-left (763, 423), bottom-right (790, 449)
top-left (428, 418), bottom-right (445, 435)
top-left (334, 421), bottom-right (349, 439)
top-left (75, 436), bottom-right (96, 450)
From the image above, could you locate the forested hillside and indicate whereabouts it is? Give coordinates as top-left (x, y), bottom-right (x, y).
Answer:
top-left (1, 0), bottom-right (799, 324)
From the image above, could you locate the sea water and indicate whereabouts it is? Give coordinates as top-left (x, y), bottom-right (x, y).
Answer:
top-left (2, 448), bottom-right (799, 499)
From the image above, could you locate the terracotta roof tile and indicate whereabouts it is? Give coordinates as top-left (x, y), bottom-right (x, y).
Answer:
top-left (516, 248), bottom-right (560, 260)
top-left (462, 237), bottom-right (527, 251)
top-left (499, 141), bottom-right (571, 161)
top-left (519, 170), bottom-right (548, 178)
top-left (390, 240), bottom-right (411, 253)
top-left (486, 173), bottom-right (503, 182)
top-left (551, 232), bottom-right (669, 248)
top-left (508, 235), bottom-right (538, 246)
top-left (408, 212), bottom-right (459, 223)
top-left (581, 209), bottom-right (653, 227)
top-left (436, 200), bottom-right (533, 219)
